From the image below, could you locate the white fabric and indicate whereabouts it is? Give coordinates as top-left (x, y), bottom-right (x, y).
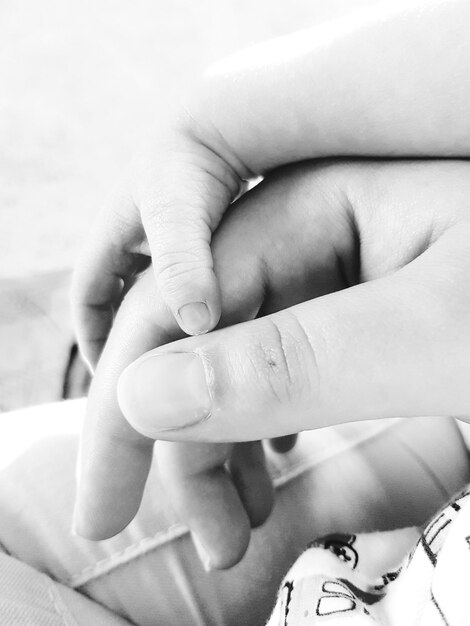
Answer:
top-left (0, 401), bottom-right (467, 625)
top-left (267, 488), bottom-right (470, 625)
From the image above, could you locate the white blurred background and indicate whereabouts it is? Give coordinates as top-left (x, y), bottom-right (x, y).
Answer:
top-left (0, 0), bottom-right (377, 410)
top-left (0, 0), bottom-right (378, 277)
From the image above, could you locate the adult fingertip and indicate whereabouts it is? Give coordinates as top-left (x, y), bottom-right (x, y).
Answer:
top-left (72, 495), bottom-right (141, 541)
top-left (72, 503), bottom-right (116, 541)
top-left (192, 523), bottom-right (250, 571)
top-left (71, 492), bottom-right (136, 541)
top-left (230, 442), bottom-right (275, 529)
top-left (192, 533), bottom-right (214, 572)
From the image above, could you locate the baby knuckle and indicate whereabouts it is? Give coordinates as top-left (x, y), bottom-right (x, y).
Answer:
top-left (157, 255), bottom-right (209, 297)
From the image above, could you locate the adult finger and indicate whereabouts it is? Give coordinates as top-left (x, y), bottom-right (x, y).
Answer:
top-left (74, 267), bottom-right (274, 568)
top-left (74, 165), bottom-right (350, 543)
top-left (228, 441), bottom-right (274, 527)
top-left (118, 226), bottom-right (470, 442)
top-left (71, 185), bottom-right (148, 369)
top-left (156, 440), bottom-right (273, 569)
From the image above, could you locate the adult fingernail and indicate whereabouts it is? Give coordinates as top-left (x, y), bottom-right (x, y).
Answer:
top-left (192, 533), bottom-right (213, 572)
top-left (177, 302), bottom-right (211, 335)
top-left (118, 352), bottom-right (211, 435)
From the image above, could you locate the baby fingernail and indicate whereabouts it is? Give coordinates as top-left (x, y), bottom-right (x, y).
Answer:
top-left (118, 352), bottom-right (211, 435)
top-left (177, 302), bottom-right (211, 335)
top-left (192, 534), bottom-right (213, 572)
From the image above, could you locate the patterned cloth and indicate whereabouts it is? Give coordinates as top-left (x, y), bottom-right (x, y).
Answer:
top-left (267, 488), bottom-right (470, 625)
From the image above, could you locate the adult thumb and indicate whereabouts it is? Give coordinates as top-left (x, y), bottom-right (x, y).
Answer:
top-left (118, 242), bottom-right (470, 441)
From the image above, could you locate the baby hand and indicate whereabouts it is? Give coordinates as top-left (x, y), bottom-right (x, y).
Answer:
top-left (72, 0), bottom-right (470, 368)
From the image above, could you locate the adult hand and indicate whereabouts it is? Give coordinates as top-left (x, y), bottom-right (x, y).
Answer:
top-left (72, 0), bottom-right (470, 367)
top-left (74, 159), bottom-right (348, 568)
top-left (75, 159), bottom-right (470, 568)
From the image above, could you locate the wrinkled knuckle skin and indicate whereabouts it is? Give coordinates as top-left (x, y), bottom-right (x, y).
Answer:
top-left (249, 314), bottom-right (315, 406)
top-left (152, 242), bottom-right (212, 297)
top-left (157, 258), bottom-right (210, 300)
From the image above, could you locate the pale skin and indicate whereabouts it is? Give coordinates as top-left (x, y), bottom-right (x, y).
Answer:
top-left (71, 0), bottom-right (470, 566)
top-left (75, 159), bottom-right (470, 569)
top-left (73, 0), bottom-right (470, 361)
